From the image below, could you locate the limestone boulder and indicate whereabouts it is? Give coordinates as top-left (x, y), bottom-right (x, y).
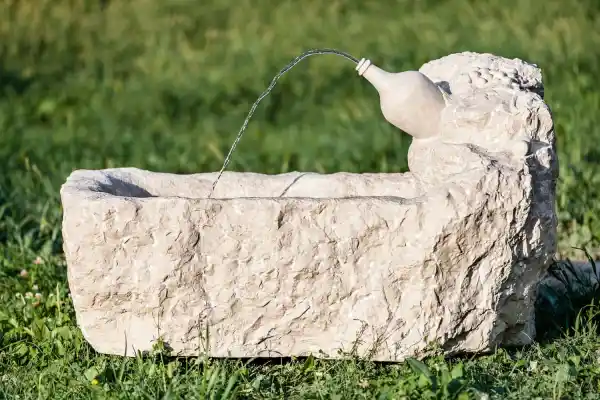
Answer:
top-left (60, 52), bottom-right (558, 361)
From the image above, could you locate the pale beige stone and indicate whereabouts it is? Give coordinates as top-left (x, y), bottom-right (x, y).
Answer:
top-left (60, 52), bottom-right (558, 361)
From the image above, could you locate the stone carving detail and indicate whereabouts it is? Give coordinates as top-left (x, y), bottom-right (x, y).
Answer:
top-left (60, 52), bottom-right (557, 361)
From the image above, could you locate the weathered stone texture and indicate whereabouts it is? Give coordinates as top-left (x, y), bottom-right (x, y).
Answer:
top-left (61, 52), bottom-right (557, 361)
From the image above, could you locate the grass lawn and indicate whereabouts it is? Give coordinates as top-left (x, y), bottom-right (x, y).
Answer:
top-left (2, 0), bottom-right (600, 398)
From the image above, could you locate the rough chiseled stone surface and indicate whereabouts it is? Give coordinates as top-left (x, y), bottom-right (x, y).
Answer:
top-left (60, 52), bottom-right (558, 361)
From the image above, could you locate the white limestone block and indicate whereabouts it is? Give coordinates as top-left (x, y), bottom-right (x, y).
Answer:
top-left (60, 52), bottom-right (558, 361)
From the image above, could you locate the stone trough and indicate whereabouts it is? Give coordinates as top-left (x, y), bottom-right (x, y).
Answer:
top-left (60, 52), bottom-right (558, 361)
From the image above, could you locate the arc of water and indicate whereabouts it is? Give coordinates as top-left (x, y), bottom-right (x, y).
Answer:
top-left (207, 49), bottom-right (359, 199)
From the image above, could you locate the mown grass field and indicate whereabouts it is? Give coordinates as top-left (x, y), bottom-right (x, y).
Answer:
top-left (1, 0), bottom-right (600, 398)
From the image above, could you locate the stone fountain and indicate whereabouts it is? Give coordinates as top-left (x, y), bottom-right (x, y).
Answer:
top-left (60, 51), bottom-right (557, 361)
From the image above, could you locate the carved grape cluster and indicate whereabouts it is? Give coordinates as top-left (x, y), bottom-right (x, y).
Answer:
top-left (459, 66), bottom-right (522, 90)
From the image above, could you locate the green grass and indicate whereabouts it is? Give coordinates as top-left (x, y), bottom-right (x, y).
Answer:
top-left (2, 0), bottom-right (600, 398)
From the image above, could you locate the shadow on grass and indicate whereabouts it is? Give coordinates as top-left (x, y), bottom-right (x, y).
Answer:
top-left (0, 67), bottom-right (33, 96)
top-left (535, 251), bottom-right (600, 343)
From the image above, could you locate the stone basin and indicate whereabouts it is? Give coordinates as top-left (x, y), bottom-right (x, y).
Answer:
top-left (60, 52), bottom-right (558, 361)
